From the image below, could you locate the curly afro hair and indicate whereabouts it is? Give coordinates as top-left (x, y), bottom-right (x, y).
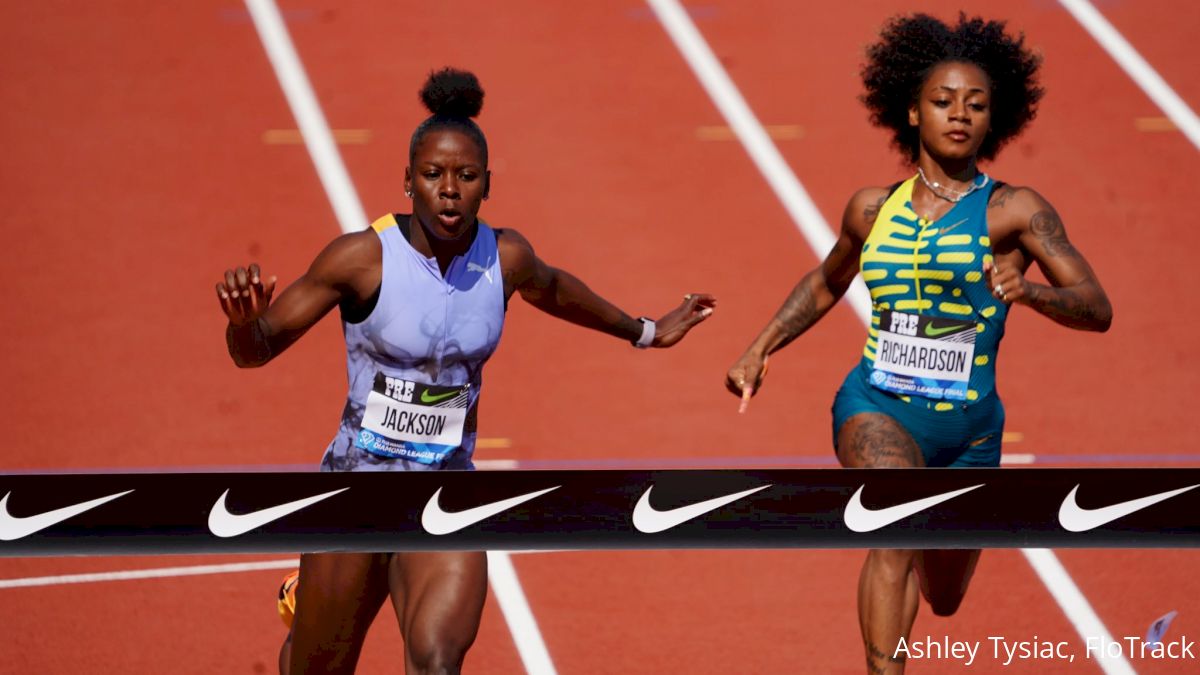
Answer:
top-left (860, 13), bottom-right (1043, 163)
top-left (409, 67), bottom-right (488, 164)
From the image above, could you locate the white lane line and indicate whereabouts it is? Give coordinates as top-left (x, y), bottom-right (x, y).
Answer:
top-left (646, 2), bottom-right (1134, 673)
top-left (1059, 0), bottom-right (1200, 152)
top-left (1022, 549), bottom-right (1137, 675)
top-left (487, 551), bottom-right (558, 675)
top-left (0, 553), bottom-right (560, 590)
top-left (243, 0), bottom-right (368, 233)
top-left (644, 0), bottom-right (872, 320)
top-left (0, 559), bottom-right (297, 589)
top-left (244, 2), bottom-right (554, 672)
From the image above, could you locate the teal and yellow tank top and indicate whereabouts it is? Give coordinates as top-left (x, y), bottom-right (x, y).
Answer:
top-left (858, 175), bottom-right (1007, 409)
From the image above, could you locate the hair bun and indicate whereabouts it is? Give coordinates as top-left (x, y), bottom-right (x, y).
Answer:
top-left (419, 68), bottom-right (484, 118)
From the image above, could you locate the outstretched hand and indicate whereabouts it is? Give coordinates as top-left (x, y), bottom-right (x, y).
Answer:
top-left (651, 293), bottom-right (717, 348)
top-left (216, 263), bottom-right (277, 326)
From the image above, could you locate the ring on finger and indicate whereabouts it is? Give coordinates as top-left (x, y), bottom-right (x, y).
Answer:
top-left (993, 284), bottom-right (1004, 296)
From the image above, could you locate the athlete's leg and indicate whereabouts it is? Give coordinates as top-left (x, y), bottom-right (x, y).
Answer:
top-left (913, 427), bottom-right (997, 617)
top-left (915, 549), bottom-right (982, 616)
top-left (388, 551), bottom-right (488, 675)
top-left (286, 552), bottom-right (392, 675)
top-left (279, 632), bottom-right (292, 675)
top-left (837, 412), bottom-right (926, 675)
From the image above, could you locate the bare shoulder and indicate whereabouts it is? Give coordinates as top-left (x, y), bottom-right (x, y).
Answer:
top-left (494, 226), bottom-right (535, 267)
top-left (494, 226), bottom-right (532, 249)
top-left (307, 228), bottom-right (382, 290)
top-left (988, 183), bottom-right (1059, 234)
top-left (842, 185), bottom-right (893, 240)
top-left (316, 229), bottom-right (380, 267)
top-left (493, 226), bottom-right (541, 290)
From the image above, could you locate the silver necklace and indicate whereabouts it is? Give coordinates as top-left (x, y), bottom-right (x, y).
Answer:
top-left (917, 167), bottom-right (987, 203)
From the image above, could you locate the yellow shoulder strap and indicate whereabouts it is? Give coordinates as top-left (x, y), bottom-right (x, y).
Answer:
top-left (369, 214), bottom-right (397, 233)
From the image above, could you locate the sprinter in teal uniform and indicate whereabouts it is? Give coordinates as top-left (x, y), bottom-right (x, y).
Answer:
top-left (727, 14), bottom-right (1111, 675)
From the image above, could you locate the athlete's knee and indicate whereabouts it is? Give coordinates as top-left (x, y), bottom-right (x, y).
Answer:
top-left (868, 548), bottom-right (916, 583)
top-left (407, 632), bottom-right (471, 675)
top-left (408, 619), bottom-right (472, 672)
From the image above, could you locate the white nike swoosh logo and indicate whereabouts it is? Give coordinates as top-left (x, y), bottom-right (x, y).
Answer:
top-left (632, 484), bottom-right (772, 534)
top-left (421, 486), bottom-right (559, 535)
top-left (1058, 484), bottom-right (1198, 533)
top-left (208, 488), bottom-right (349, 538)
top-left (843, 484), bottom-right (983, 533)
top-left (0, 490), bottom-right (134, 541)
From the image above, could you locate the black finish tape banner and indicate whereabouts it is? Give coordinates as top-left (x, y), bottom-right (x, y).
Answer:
top-left (1, 468), bottom-right (1198, 556)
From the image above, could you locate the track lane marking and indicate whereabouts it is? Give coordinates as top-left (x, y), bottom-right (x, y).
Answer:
top-left (243, 0), bottom-right (367, 232)
top-left (1059, 0), bottom-right (1200, 152)
top-left (644, 0), bottom-right (873, 320)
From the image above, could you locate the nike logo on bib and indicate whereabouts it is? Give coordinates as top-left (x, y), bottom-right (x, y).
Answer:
top-left (923, 322), bottom-right (963, 338)
top-left (1058, 484), bottom-right (1198, 532)
top-left (632, 484), bottom-right (772, 533)
top-left (421, 486), bottom-right (559, 535)
top-left (420, 390), bottom-right (460, 404)
top-left (843, 484), bottom-right (983, 532)
top-left (0, 490), bottom-right (134, 541)
top-left (208, 488), bottom-right (349, 538)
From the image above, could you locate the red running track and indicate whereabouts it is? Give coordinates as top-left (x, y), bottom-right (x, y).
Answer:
top-left (1, 1), bottom-right (1198, 672)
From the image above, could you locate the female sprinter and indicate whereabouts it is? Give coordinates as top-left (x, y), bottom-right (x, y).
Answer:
top-left (217, 68), bottom-right (716, 675)
top-left (725, 14), bottom-right (1111, 675)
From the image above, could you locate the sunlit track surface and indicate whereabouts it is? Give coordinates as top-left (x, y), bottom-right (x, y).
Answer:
top-left (1, 1), bottom-right (1198, 673)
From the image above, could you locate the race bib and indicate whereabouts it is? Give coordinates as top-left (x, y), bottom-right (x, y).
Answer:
top-left (870, 310), bottom-right (975, 401)
top-left (355, 373), bottom-right (470, 464)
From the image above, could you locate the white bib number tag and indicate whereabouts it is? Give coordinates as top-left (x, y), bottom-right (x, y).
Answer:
top-left (870, 310), bottom-right (975, 401)
top-left (355, 374), bottom-right (470, 463)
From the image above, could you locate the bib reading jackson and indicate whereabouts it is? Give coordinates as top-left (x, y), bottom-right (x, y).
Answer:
top-left (355, 373), bottom-right (469, 464)
top-left (870, 310), bottom-right (975, 401)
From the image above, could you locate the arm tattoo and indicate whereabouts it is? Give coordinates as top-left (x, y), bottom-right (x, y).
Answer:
top-left (988, 184), bottom-right (1016, 209)
top-left (773, 278), bottom-right (818, 349)
top-left (1033, 283), bottom-right (1101, 324)
top-left (1030, 210), bottom-right (1079, 258)
top-left (863, 195), bottom-right (888, 225)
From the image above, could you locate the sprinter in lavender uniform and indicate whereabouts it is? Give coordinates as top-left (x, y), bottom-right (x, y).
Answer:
top-left (217, 68), bottom-right (715, 675)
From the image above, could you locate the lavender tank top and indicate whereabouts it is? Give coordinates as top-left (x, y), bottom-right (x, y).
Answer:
top-left (320, 214), bottom-right (505, 472)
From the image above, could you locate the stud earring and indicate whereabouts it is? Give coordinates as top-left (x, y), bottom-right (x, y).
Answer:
top-left (405, 190), bottom-right (413, 198)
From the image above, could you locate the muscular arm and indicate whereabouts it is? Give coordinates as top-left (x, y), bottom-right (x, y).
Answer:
top-left (497, 228), bottom-right (644, 341)
top-left (223, 231), bottom-right (380, 367)
top-left (495, 228), bottom-right (714, 347)
top-left (1001, 190), bottom-right (1112, 332)
top-left (743, 188), bottom-right (882, 357)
